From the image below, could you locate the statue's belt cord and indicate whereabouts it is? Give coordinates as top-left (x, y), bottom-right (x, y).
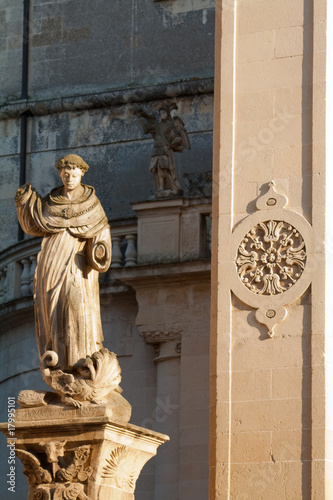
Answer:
top-left (45, 200), bottom-right (98, 219)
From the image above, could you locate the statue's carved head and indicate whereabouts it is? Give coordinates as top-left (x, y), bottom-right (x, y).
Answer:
top-left (159, 101), bottom-right (178, 120)
top-left (55, 154), bottom-right (89, 173)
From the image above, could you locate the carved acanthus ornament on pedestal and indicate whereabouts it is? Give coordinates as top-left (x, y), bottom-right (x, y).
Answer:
top-left (230, 182), bottom-right (313, 337)
top-left (17, 443), bottom-right (93, 500)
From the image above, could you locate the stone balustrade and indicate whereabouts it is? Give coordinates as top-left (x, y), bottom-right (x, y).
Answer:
top-left (0, 224), bottom-right (138, 305)
top-left (110, 223), bottom-right (138, 268)
top-left (0, 203), bottom-right (211, 306)
top-left (0, 238), bottom-right (41, 305)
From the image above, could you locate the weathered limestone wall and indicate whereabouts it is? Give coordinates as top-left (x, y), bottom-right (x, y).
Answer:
top-left (0, 118), bottom-right (20, 250)
top-left (0, 0), bottom-right (23, 100)
top-left (0, 0), bottom-right (215, 251)
top-left (1, 0), bottom-right (214, 103)
top-left (210, 0), bottom-right (324, 498)
top-left (28, 0), bottom-right (214, 101)
top-left (25, 96), bottom-right (213, 220)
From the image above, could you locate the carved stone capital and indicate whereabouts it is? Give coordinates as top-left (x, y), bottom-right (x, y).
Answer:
top-left (139, 327), bottom-right (182, 345)
top-left (139, 328), bottom-right (182, 362)
top-left (15, 442), bottom-right (93, 500)
top-left (1, 409), bottom-right (169, 500)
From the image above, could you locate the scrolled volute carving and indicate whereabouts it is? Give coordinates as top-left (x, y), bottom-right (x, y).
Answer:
top-left (40, 348), bottom-right (122, 408)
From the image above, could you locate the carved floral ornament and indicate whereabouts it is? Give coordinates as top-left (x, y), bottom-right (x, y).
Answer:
top-left (236, 220), bottom-right (306, 295)
top-left (230, 182), bottom-right (313, 337)
top-left (15, 442), bottom-right (93, 500)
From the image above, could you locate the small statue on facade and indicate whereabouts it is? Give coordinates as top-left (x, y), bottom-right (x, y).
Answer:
top-left (135, 102), bottom-right (191, 198)
top-left (15, 154), bottom-right (123, 408)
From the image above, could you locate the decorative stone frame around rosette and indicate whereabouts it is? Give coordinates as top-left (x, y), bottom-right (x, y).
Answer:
top-left (229, 181), bottom-right (313, 337)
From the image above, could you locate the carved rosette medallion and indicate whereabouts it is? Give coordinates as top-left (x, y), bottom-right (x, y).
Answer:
top-left (236, 220), bottom-right (307, 295)
top-left (230, 182), bottom-right (313, 337)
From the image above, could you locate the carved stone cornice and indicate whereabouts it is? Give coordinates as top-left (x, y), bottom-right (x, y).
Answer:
top-left (0, 78), bottom-right (214, 119)
top-left (115, 261), bottom-right (211, 289)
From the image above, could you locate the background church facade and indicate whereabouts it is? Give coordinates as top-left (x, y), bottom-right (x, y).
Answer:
top-left (2, 0), bottom-right (329, 498)
top-left (0, 1), bottom-right (214, 499)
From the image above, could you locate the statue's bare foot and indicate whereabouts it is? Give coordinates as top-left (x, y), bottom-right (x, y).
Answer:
top-left (61, 395), bottom-right (82, 408)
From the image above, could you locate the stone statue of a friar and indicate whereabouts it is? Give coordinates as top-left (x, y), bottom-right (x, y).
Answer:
top-left (8, 154), bottom-right (168, 500)
top-left (135, 102), bottom-right (191, 198)
top-left (15, 154), bottom-right (122, 407)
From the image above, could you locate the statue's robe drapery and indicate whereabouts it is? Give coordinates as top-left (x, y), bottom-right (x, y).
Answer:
top-left (16, 184), bottom-right (112, 370)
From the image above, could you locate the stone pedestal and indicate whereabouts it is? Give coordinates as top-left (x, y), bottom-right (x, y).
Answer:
top-left (0, 403), bottom-right (168, 500)
top-left (132, 197), bottom-right (211, 265)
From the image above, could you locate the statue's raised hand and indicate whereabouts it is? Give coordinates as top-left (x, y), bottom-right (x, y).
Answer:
top-left (15, 183), bottom-right (33, 206)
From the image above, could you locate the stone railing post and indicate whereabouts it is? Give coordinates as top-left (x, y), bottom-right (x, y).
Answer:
top-left (124, 234), bottom-right (137, 267)
top-left (111, 236), bottom-right (123, 268)
top-left (0, 267), bottom-right (7, 305)
top-left (29, 255), bottom-right (37, 295)
top-left (20, 258), bottom-right (31, 297)
top-left (111, 232), bottom-right (137, 268)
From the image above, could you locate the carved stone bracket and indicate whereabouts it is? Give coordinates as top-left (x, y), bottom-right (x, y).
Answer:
top-left (230, 182), bottom-right (313, 337)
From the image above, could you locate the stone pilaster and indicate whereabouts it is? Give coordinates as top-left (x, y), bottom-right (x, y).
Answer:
top-left (126, 196), bottom-right (211, 499)
top-left (118, 260), bottom-right (210, 500)
top-left (139, 329), bottom-right (181, 500)
top-left (210, 0), bottom-right (329, 498)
